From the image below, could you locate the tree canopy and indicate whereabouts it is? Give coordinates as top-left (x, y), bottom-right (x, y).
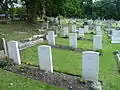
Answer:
top-left (1, 0), bottom-right (120, 22)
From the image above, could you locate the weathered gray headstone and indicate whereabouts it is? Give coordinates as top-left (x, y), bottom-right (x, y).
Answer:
top-left (79, 28), bottom-right (84, 38)
top-left (69, 33), bottom-right (77, 48)
top-left (84, 25), bottom-right (89, 33)
top-left (48, 31), bottom-right (55, 46)
top-left (38, 45), bottom-right (53, 72)
top-left (72, 25), bottom-right (76, 32)
top-left (96, 26), bottom-right (102, 35)
top-left (93, 35), bottom-right (102, 50)
top-left (63, 27), bottom-right (69, 37)
top-left (7, 41), bottom-right (21, 65)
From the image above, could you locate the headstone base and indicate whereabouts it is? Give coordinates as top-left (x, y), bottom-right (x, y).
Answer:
top-left (111, 41), bottom-right (120, 43)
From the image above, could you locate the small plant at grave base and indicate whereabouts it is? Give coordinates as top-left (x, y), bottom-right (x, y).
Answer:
top-left (96, 49), bottom-right (103, 55)
top-left (78, 36), bottom-right (84, 40)
top-left (64, 35), bottom-right (68, 38)
top-left (22, 61), bottom-right (32, 65)
top-left (19, 66), bottom-right (27, 72)
top-left (79, 77), bottom-right (86, 84)
top-left (0, 58), bottom-right (14, 68)
top-left (113, 50), bottom-right (119, 55)
top-left (26, 62), bottom-right (32, 65)
top-left (90, 31), bottom-right (95, 34)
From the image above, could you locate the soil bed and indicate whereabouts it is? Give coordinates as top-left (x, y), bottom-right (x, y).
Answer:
top-left (4, 64), bottom-right (93, 90)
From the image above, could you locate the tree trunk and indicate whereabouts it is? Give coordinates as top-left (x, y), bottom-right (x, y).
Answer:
top-left (26, 0), bottom-right (37, 23)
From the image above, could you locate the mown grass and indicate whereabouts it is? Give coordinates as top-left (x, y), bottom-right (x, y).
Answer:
top-left (21, 46), bottom-right (82, 75)
top-left (56, 37), bottom-right (93, 50)
top-left (21, 30), bottom-right (120, 90)
top-left (0, 21), bottom-right (35, 41)
top-left (0, 69), bottom-right (64, 90)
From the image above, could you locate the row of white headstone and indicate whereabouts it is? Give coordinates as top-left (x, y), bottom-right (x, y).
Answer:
top-left (47, 31), bottom-right (102, 50)
top-left (63, 25), bottom-right (102, 37)
top-left (6, 42), bottom-right (99, 85)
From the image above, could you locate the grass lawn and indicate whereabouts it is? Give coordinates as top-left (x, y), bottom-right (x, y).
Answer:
top-left (0, 69), bottom-right (64, 90)
top-left (0, 21), bottom-right (35, 41)
top-left (21, 30), bottom-right (120, 90)
top-left (21, 46), bottom-right (82, 75)
top-left (56, 37), bottom-right (93, 50)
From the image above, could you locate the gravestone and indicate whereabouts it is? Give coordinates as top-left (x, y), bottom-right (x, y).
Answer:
top-left (69, 33), bottom-right (77, 48)
top-left (96, 26), bottom-right (102, 35)
top-left (72, 25), bottom-right (76, 32)
top-left (111, 30), bottom-right (120, 43)
top-left (42, 22), bottom-right (48, 29)
top-left (79, 28), bottom-right (84, 38)
top-left (7, 41), bottom-right (21, 65)
top-left (82, 51), bottom-right (99, 83)
top-left (63, 27), bottom-right (69, 37)
top-left (93, 35), bottom-right (102, 50)
top-left (48, 31), bottom-right (55, 46)
top-left (84, 25), bottom-right (89, 33)
top-left (0, 38), bottom-right (7, 56)
top-left (38, 45), bottom-right (53, 72)
top-left (47, 21), bottom-right (49, 29)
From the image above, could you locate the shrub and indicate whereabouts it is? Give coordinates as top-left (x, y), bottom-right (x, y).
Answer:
top-left (0, 58), bottom-right (13, 68)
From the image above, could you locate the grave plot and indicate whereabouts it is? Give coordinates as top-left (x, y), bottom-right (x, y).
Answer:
top-left (5, 41), bottom-right (93, 90)
top-left (19, 43), bottom-right (102, 89)
top-left (21, 45), bottom-right (82, 75)
top-left (56, 37), bottom-right (93, 50)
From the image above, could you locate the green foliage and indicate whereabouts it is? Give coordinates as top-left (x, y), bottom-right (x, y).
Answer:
top-left (0, 58), bottom-right (13, 68)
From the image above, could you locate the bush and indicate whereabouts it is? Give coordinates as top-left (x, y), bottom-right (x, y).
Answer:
top-left (0, 58), bottom-right (13, 68)
top-left (95, 49), bottom-right (103, 55)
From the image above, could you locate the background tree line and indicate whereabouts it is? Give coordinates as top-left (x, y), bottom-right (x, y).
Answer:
top-left (0, 0), bottom-right (120, 23)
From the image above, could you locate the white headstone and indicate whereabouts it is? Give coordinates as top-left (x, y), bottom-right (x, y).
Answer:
top-left (63, 27), bottom-right (69, 37)
top-left (38, 45), bottom-right (53, 72)
top-left (111, 30), bottom-right (120, 43)
top-left (84, 25), bottom-right (89, 33)
top-left (48, 31), bottom-right (55, 46)
top-left (69, 33), bottom-right (77, 48)
top-left (82, 51), bottom-right (99, 82)
top-left (47, 21), bottom-right (49, 29)
top-left (7, 41), bottom-right (21, 65)
top-left (79, 28), bottom-right (84, 38)
top-left (93, 35), bottom-right (102, 50)
top-left (96, 26), bottom-right (102, 35)
top-left (72, 25), bottom-right (76, 32)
